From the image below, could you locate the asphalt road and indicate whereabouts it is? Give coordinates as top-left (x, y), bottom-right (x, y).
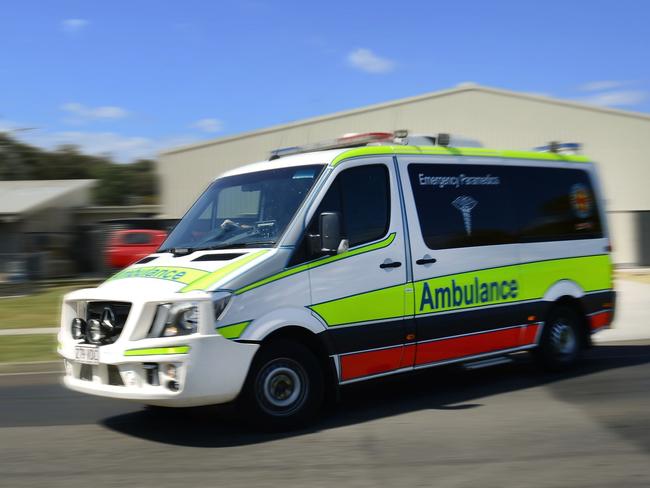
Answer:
top-left (1, 342), bottom-right (649, 488)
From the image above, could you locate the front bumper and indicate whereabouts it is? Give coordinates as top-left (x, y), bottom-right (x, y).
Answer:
top-left (60, 334), bottom-right (259, 407)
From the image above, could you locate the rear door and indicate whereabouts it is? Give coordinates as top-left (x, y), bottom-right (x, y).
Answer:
top-left (397, 155), bottom-right (526, 367)
top-left (301, 157), bottom-right (412, 382)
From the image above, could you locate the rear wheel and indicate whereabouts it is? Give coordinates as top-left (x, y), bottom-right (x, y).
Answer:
top-left (534, 305), bottom-right (584, 371)
top-left (241, 340), bottom-right (323, 430)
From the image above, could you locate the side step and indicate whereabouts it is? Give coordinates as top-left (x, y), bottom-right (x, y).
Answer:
top-left (463, 356), bottom-right (513, 370)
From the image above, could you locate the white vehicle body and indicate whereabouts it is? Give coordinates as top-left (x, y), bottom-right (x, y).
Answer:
top-left (58, 143), bottom-right (615, 408)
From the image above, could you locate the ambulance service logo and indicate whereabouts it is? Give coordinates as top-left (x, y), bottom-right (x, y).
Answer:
top-left (452, 195), bottom-right (478, 235)
top-left (570, 183), bottom-right (592, 219)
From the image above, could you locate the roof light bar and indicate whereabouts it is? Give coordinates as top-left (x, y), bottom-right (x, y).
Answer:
top-left (534, 142), bottom-right (582, 154)
top-left (269, 132), bottom-right (395, 160)
top-left (268, 130), bottom-right (480, 160)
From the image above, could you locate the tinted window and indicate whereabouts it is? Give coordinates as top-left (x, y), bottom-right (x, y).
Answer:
top-left (515, 167), bottom-right (602, 241)
top-left (122, 232), bottom-right (153, 245)
top-left (408, 163), bottom-right (517, 249)
top-left (338, 165), bottom-right (390, 246)
top-left (291, 164), bottom-right (390, 265)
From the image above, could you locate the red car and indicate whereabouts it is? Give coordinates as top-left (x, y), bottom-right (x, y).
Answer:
top-left (106, 229), bottom-right (167, 270)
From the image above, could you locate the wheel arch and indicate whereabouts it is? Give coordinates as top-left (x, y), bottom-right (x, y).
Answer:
top-left (541, 280), bottom-right (591, 348)
top-left (257, 325), bottom-right (339, 405)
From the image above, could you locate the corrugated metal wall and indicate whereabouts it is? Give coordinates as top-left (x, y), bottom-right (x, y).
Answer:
top-left (158, 86), bottom-right (650, 265)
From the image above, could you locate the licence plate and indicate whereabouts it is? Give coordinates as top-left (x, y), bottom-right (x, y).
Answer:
top-left (75, 345), bottom-right (99, 365)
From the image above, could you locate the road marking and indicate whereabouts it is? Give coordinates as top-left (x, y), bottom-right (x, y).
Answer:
top-left (0, 371), bottom-right (61, 377)
top-left (0, 327), bottom-right (58, 336)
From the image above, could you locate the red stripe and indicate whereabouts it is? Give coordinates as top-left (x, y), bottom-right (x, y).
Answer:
top-left (590, 310), bottom-right (612, 331)
top-left (399, 344), bottom-right (416, 368)
top-left (520, 324), bottom-right (540, 345)
top-left (415, 328), bottom-right (522, 366)
top-left (340, 326), bottom-right (538, 381)
top-left (340, 346), bottom-right (403, 381)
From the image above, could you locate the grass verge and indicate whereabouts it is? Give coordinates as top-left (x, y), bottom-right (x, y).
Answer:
top-left (0, 284), bottom-right (93, 330)
top-left (0, 334), bottom-right (59, 363)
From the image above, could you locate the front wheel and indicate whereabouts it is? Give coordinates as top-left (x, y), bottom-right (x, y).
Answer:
top-left (534, 305), bottom-right (584, 371)
top-left (241, 340), bottom-right (323, 430)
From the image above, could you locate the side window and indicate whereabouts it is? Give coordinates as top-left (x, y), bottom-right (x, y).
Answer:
top-left (514, 167), bottom-right (602, 241)
top-left (290, 164), bottom-right (390, 265)
top-left (338, 164), bottom-right (390, 246)
top-left (407, 163), bottom-right (517, 249)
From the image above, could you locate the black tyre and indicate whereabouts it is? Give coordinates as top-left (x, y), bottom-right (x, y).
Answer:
top-left (534, 305), bottom-right (584, 371)
top-left (241, 340), bottom-right (323, 430)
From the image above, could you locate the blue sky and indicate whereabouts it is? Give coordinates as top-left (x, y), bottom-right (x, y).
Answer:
top-left (1, 0), bottom-right (649, 162)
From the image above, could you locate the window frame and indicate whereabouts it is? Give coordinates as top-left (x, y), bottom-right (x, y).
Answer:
top-left (406, 161), bottom-right (518, 251)
top-left (289, 162), bottom-right (392, 266)
top-left (514, 166), bottom-right (603, 243)
top-left (406, 160), bottom-right (603, 252)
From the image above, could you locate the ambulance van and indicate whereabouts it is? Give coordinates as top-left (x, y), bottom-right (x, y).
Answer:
top-left (58, 132), bottom-right (615, 428)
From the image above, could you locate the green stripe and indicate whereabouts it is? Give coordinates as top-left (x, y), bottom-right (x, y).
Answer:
top-left (216, 321), bottom-right (251, 339)
top-left (331, 146), bottom-right (590, 167)
top-left (414, 254), bottom-right (611, 315)
top-left (309, 283), bottom-right (409, 326)
top-left (124, 345), bottom-right (190, 356)
top-left (306, 254), bottom-right (612, 326)
top-left (235, 233), bottom-right (396, 295)
top-left (108, 266), bottom-right (208, 285)
top-left (180, 250), bottom-right (270, 292)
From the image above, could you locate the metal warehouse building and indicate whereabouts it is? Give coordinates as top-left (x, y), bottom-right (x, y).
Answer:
top-left (159, 83), bottom-right (650, 266)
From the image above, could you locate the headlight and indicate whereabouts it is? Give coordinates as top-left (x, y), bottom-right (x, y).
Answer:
top-left (88, 319), bottom-right (104, 343)
top-left (71, 318), bottom-right (86, 340)
top-left (148, 302), bottom-right (199, 338)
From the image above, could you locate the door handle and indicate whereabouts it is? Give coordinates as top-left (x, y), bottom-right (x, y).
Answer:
top-left (416, 257), bottom-right (437, 265)
top-left (379, 260), bottom-right (402, 269)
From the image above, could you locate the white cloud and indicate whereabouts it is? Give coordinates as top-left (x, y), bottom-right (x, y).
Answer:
top-left (61, 102), bottom-right (129, 123)
top-left (347, 48), bottom-right (395, 74)
top-left (580, 90), bottom-right (647, 107)
top-left (0, 119), bottom-right (20, 132)
top-left (3, 113), bottom-right (204, 162)
top-left (579, 80), bottom-right (628, 92)
top-left (8, 129), bottom-right (198, 163)
top-left (56, 131), bottom-right (153, 158)
top-left (61, 18), bottom-right (89, 34)
top-left (0, 119), bottom-right (39, 135)
top-left (191, 118), bottom-right (223, 133)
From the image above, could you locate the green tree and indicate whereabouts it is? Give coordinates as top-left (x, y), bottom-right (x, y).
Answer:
top-left (0, 133), bottom-right (158, 205)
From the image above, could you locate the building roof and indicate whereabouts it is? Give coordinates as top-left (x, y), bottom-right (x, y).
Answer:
top-left (0, 179), bottom-right (96, 217)
top-left (160, 83), bottom-right (650, 156)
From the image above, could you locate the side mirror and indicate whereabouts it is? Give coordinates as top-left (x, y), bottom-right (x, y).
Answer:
top-left (319, 212), bottom-right (343, 254)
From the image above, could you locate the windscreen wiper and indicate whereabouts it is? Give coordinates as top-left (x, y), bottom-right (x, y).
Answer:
top-left (163, 241), bottom-right (276, 256)
top-left (201, 241), bottom-right (276, 250)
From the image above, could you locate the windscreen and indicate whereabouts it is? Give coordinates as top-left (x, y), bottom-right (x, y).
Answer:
top-left (159, 165), bottom-right (324, 252)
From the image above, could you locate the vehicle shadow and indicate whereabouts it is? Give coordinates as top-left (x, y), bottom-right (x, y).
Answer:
top-left (101, 343), bottom-right (650, 447)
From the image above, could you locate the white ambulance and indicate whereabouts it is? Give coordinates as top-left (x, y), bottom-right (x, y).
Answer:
top-left (58, 132), bottom-right (615, 428)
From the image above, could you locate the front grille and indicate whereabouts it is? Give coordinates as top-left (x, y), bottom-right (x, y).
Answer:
top-left (79, 364), bottom-right (93, 381)
top-left (107, 365), bottom-right (124, 386)
top-left (83, 301), bottom-right (132, 345)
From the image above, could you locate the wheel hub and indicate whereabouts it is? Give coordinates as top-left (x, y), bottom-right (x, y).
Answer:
top-left (260, 364), bottom-right (303, 409)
